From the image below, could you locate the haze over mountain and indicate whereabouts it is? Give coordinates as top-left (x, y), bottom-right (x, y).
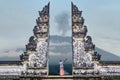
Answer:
top-left (0, 35), bottom-right (120, 64)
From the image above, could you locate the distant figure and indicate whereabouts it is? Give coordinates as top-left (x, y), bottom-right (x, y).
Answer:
top-left (59, 58), bottom-right (67, 76)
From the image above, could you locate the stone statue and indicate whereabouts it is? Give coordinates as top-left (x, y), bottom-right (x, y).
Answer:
top-left (26, 36), bottom-right (37, 51)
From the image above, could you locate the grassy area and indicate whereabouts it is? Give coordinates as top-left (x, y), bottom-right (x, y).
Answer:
top-left (111, 78), bottom-right (120, 80)
top-left (0, 78), bottom-right (10, 80)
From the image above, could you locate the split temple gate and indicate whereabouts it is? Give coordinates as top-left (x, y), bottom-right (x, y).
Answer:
top-left (0, 2), bottom-right (120, 80)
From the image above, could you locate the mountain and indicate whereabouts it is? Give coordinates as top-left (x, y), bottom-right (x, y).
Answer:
top-left (0, 35), bottom-right (120, 75)
top-left (49, 35), bottom-right (120, 63)
top-left (0, 35), bottom-right (120, 62)
top-left (95, 47), bottom-right (120, 61)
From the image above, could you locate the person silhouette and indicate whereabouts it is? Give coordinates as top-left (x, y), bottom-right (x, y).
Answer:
top-left (59, 58), bottom-right (67, 76)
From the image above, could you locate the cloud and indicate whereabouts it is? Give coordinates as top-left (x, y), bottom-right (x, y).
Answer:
top-left (54, 12), bottom-right (70, 36)
top-left (0, 37), bottom-right (27, 51)
top-left (49, 52), bottom-right (62, 56)
top-left (50, 42), bottom-right (70, 46)
top-left (49, 51), bottom-right (72, 64)
top-left (0, 49), bottom-right (23, 58)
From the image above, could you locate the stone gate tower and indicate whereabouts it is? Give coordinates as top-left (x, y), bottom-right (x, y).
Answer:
top-left (72, 2), bottom-right (101, 76)
top-left (20, 3), bottom-right (50, 76)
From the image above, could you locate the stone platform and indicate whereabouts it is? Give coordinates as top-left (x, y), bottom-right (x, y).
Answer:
top-left (20, 75), bottom-right (101, 80)
top-left (20, 75), bottom-right (120, 80)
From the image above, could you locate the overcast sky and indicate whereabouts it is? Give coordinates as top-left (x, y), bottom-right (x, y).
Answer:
top-left (0, 0), bottom-right (120, 57)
